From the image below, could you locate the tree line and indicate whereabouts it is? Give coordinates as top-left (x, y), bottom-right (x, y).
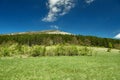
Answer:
top-left (0, 34), bottom-right (120, 49)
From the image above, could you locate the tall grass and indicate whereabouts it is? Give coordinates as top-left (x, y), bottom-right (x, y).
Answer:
top-left (78, 47), bottom-right (93, 56)
top-left (31, 45), bottom-right (46, 57)
top-left (0, 43), bottom-right (93, 57)
top-left (0, 43), bottom-right (19, 56)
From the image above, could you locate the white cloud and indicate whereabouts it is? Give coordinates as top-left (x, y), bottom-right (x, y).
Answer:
top-left (50, 25), bottom-right (59, 30)
top-left (42, 0), bottom-right (75, 22)
top-left (114, 33), bottom-right (120, 39)
top-left (85, 0), bottom-right (95, 4)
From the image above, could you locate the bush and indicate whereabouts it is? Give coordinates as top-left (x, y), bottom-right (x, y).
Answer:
top-left (31, 45), bottom-right (46, 57)
top-left (20, 45), bottom-right (31, 55)
top-left (66, 46), bottom-right (78, 56)
top-left (78, 47), bottom-right (93, 56)
top-left (45, 47), bottom-right (56, 56)
top-left (0, 43), bottom-right (20, 57)
top-left (0, 43), bottom-right (93, 57)
top-left (45, 45), bottom-right (79, 56)
top-left (55, 45), bottom-right (66, 56)
top-left (1, 47), bottom-right (10, 56)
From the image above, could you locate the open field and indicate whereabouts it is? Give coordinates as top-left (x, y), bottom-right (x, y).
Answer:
top-left (0, 51), bottom-right (120, 80)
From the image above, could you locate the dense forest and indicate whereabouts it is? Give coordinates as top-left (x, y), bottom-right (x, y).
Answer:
top-left (0, 33), bottom-right (120, 49)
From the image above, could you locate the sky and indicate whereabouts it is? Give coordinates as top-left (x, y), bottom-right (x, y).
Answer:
top-left (0, 0), bottom-right (120, 39)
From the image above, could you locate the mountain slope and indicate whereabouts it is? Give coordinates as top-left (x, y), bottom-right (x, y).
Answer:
top-left (8, 30), bottom-right (72, 35)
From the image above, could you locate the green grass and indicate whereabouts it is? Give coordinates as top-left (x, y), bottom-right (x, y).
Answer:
top-left (0, 53), bottom-right (120, 80)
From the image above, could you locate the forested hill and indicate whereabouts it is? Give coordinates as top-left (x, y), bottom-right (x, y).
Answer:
top-left (0, 30), bottom-right (120, 49)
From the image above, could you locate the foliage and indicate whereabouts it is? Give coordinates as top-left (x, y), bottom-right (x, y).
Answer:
top-left (108, 42), bottom-right (113, 48)
top-left (0, 44), bottom-right (94, 57)
top-left (0, 42), bottom-right (19, 56)
top-left (31, 45), bottom-right (46, 57)
top-left (78, 47), bottom-right (93, 56)
top-left (54, 45), bottom-right (78, 56)
top-left (0, 34), bottom-right (120, 49)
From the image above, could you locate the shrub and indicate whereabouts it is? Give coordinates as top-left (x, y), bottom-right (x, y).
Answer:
top-left (66, 46), bottom-right (78, 56)
top-left (55, 45), bottom-right (66, 56)
top-left (8, 43), bottom-right (20, 55)
top-left (0, 43), bottom-right (20, 57)
top-left (20, 45), bottom-right (31, 55)
top-left (1, 47), bottom-right (10, 56)
top-left (0, 43), bottom-right (93, 57)
top-left (45, 47), bottom-right (56, 56)
top-left (53, 45), bottom-right (78, 56)
top-left (45, 45), bottom-right (79, 56)
top-left (31, 45), bottom-right (46, 57)
top-left (78, 47), bottom-right (93, 56)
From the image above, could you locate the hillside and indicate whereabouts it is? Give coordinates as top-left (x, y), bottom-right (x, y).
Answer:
top-left (7, 30), bottom-right (72, 35)
top-left (0, 30), bottom-right (120, 49)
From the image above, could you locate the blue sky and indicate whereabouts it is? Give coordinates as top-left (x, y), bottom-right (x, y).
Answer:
top-left (0, 0), bottom-right (120, 38)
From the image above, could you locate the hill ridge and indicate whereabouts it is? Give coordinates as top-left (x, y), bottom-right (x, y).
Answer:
top-left (7, 30), bottom-right (72, 35)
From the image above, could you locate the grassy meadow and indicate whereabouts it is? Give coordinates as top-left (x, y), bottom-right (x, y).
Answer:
top-left (0, 46), bottom-right (120, 80)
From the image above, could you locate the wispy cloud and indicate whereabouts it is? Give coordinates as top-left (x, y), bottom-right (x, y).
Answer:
top-left (50, 25), bottom-right (59, 30)
top-left (42, 0), bottom-right (75, 22)
top-left (114, 33), bottom-right (120, 39)
top-left (42, 0), bottom-right (95, 22)
top-left (85, 0), bottom-right (95, 4)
